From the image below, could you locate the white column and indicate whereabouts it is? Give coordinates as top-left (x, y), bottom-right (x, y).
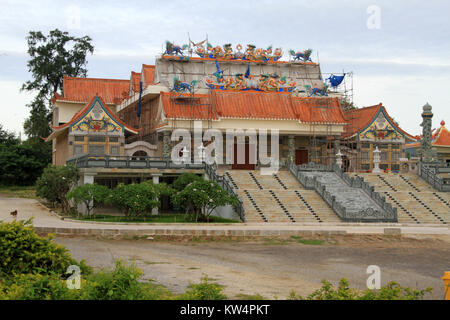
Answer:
top-left (152, 174), bottom-right (162, 215)
top-left (78, 172), bottom-right (96, 215)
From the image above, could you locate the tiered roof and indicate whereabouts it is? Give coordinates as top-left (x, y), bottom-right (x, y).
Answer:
top-left (342, 103), bottom-right (417, 140)
top-left (406, 120), bottom-right (450, 148)
top-left (160, 91), bottom-right (346, 124)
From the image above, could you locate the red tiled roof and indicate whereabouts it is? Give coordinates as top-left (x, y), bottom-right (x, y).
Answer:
top-left (160, 91), bottom-right (347, 123)
top-left (142, 64), bottom-right (155, 87)
top-left (50, 96), bottom-right (139, 134)
top-left (160, 92), bottom-right (218, 120)
top-left (433, 121), bottom-right (450, 146)
top-left (130, 72), bottom-right (141, 93)
top-left (213, 91), bottom-right (296, 119)
top-left (57, 76), bottom-right (129, 104)
top-left (291, 97), bottom-right (346, 123)
top-left (343, 103), bottom-right (417, 140)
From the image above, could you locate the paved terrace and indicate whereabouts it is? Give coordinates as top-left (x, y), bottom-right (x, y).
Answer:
top-left (1, 197), bottom-right (449, 237)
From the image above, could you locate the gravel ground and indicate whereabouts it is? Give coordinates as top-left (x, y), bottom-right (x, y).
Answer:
top-left (55, 234), bottom-right (450, 299)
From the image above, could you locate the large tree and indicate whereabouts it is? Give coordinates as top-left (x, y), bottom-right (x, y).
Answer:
top-left (21, 29), bottom-right (94, 139)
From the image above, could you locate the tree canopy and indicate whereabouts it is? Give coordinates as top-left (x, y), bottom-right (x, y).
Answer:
top-left (21, 29), bottom-right (94, 140)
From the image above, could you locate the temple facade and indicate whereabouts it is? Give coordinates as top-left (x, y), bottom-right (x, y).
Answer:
top-left (47, 40), bottom-right (419, 172)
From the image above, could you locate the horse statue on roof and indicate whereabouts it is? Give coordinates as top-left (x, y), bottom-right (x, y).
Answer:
top-left (164, 41), bottom-right (188, 56)
top-left (289, 49), bottom-right (313, 62)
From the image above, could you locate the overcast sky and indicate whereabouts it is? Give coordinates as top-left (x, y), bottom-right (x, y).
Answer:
top-left (1, 0), bottom-right (449, 137)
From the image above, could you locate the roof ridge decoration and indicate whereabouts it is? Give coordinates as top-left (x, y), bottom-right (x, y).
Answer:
top-left (162, 38), bottom-right (315, 65)
top-left (205, 62), bottom-right (297, 93)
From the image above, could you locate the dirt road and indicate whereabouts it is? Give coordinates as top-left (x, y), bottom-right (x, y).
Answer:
top-left (55, 235), bottom-right (450, 299)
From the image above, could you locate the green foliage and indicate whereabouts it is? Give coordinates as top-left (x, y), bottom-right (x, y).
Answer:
top-left (172, 179), bottom-right (238, 222)
top-left (0, 273), bottom-right (78, 300)
top-left (106, 182), bottom-right (159, 217)
top-left (22, 29), bottom-right (94, 140)
top-left (172, 173), bottom-right (203, 191)
top-left (35, 164), bottom-right (79, 211)
top-left (0, 219), bottom-right (91, 278)
top-left (0, 143), bottom-right (50, 186)
top-left (66, 183), bottom-right (110, 216)
top-left (0, 124), bottom-right (19, 146)
top-left (289, 278), bottom-right (433, 300)
top-left (181, 275), bottom-right (227, 300)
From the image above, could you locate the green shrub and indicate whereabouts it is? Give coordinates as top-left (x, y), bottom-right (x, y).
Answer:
top-left (172, 173), bottom-right (203, 191)
top-left (0, 219), bottom-right (91, 278)
top-left (289, 278), bottom-right (433, 300)
top-left (106, 183), bottom-right (159, 218)
top-left (172, 180), bottom-right (238, 222)
top-left (36, 164), bottom-right (79, 212)
top-left (181, 275), bottom-right (227, 300)
top-left (66, 183), bottom-right (110, 216)
top-left (81, 260), bottom-right (172, 300)
top-left (0, 273), bottom-right (78, 300)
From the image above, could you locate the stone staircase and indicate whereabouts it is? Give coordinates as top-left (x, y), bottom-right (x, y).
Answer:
top-left (300, 171), bottom-right (388, 219)
top-left (353, 173), bottom-right (450, 225)
top-left (219, 169), bottom-right (341, 223)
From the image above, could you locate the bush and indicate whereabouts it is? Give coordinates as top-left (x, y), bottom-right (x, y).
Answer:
top-left (181, 275), bottom-right (227, 300)
top-left (106, 183), bottom-right (159, 218)
top-left (36, 164), bottom-right (79, 212)
top-left (81, 260), bottom-right (172, 300)
top-left (172, 179), bottom-right (238, 222)
top-left (66, 183), bottom-right (110, 216)
top-left (172, 173), bottom-right (203, 191)
top-left (0, 219), bottom-right (91, 278)
top-left (289, 278), bottom-right (433, 300)
top-left (0, 273), bottom-right (78, 300)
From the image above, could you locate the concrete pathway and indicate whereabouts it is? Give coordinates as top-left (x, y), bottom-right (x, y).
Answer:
top-left (1, 197), bottom-right (449, 236)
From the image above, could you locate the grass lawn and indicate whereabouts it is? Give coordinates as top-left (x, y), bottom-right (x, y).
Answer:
top-left (0, 185), bottom-right (37, 199)
top-left (74, 213), bottom-right (240, 223)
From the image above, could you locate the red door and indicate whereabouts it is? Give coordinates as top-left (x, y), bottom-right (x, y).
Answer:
top-left (295, 149), bottom-right (308, 165)
top-left (232, 143), bottom-right (256, 170)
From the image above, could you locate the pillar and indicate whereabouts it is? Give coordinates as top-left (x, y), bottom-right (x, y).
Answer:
top-left (419, 103), bottom-right (437, 162)
top-left (152, 173), bottom-right (162, 216)
top-left (288, 135), bottom-right (295, 164)
top-left (372, 147), bottom-right (381, 173)
top-left (163, 131), bottom-right (171, 159)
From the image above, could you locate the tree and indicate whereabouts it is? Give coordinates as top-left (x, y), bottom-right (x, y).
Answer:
top-left (0, 124), bottom-right (18, 146)
top-left (172, 173), bottom-right (203, 191)
top-left (106, 183), bottom-right (159, 218)
top-left (35, 164), bottom-right (79, 212)
top-left (172, 179), bottom-right (238, 222)
top-left (66, 183), bottom-right (111, 216)
top-left (21, 29), bottom-right (94, 139)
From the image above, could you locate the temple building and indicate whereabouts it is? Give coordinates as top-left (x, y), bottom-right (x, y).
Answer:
top-left (341, 103), bottom-right (417, 172)
top-left (46, 40), bottom-right (418, 172)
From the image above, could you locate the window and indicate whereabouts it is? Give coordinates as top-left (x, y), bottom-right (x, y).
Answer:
top-left (110, 146), bottom-right (120, 155)
top-left (391, 144), bottom-right (401, 150)
top-left (392, 152), bottom-right (400, 161)
top-left (74, 136), bottom-right (84, 142)
top-left (361, 143), bottom-right (370, 149)
top-left (379, 144), bottom-right (389, 149)
top-left (109, 137), bottom-right (119, 143)
top-left (361, 151), bottom-right (369, 161)
top-left (392, 164), bottom-right (400, 171)
top-left (380, 163), bottom-right (388, 170)
top-left (89, 136), bottom-right (106, 142)
top-left (88, 145), bottom-right (105, 155)
top-left (361, 164), bottom-right (370, 171)
top-left (74, 145), bottom-right (83, 155)
top-left (380, 152), bottom-right (388, 161)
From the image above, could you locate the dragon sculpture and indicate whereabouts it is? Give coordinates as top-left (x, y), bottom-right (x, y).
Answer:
top-left (289, 49), bottom-right (313, 62)
top-left (171, 77), bottom-right (198, 93)
top-left (164, 41), bottom-right (188, 56)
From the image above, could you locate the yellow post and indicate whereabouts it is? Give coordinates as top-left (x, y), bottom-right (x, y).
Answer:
top-left (442, 272), bottom-right (450, 300)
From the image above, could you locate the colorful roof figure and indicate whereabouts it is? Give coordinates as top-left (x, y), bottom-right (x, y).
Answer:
top-left (160, 91), bottom-right (346, 123)
top-left (342, 103), bottom-right (417, 141)
top-left (46, 96), bottom-right (139, 142)
top-left (406, 120), bottom-right (450, 148)
top-left (52, 76), bottom-right (129, 105)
